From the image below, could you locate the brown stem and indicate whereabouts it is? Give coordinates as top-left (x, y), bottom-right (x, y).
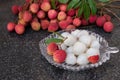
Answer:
top-left (104, 7), bottom-right (120, 21)
top-left (106, 5), bottom-right (120, 9)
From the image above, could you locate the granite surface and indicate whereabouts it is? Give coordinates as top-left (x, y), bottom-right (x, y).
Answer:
top-left (0, 0), bottom-right (120, 80)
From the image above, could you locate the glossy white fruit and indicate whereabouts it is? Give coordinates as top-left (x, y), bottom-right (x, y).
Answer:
top-left (73, 42), bottom-right (87, 56)
top-left (77, 54), bottom-right (89, 65)
top-left (64, 35), bottom-right (77, 46)
top-left (61, 32), bottom-right (70, 38)
top-left (90, 35), bottom-right (97, 41)
top-left (79, 35), bottom-right (92, 47)
top-left (86, 48), bottom-right (100, 57)
top-left (91, 40), bottom-right (100, 49)
top-left (77, 30), bottom-right (89, 37)
top-left (60, 43), bottom-right (67, 50)
top-left (71, 29), bottom-right (80, 38)
top-left (66, 46), bottom-right (73, 54)
top-left (65, 54), bottom-right (77, 65)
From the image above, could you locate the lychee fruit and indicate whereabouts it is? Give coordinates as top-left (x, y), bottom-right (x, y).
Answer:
top-left (47, 42), bottom-right (58, 55)
top-left (65, 54), bottom-right (77, 65)
top-left (48, 22), bottom-right (59, 32)
top-left (81, 18), bottom-right (89, 26)
top-left (66, 25), bottom-right (76, 31)
top-left (88, 55), bottom-right (99, 64)
top-left (89, 15), bottom-right (97, 24)
top-left (41, 20), bottom-right (50, 30)
top-left (18, 6), bottom-right (23, 12)
top-left (7, 22), bottom-right (16, 32)
top-left (31, 21), bottom-right (41, 31)
top-left (104, 14), bottom-right (111, 21)
top-left (23, 11), bottom-right (32, 22)
top-left (15, 24), bottom-right (25, 35)
top-left (96, 16), bottom-right (106, 27)
top-left (67, 9), bottom-right (75, 17)
top-left (64, 35), bottom-right (76, 46)
top-left (48, 9), bottom-right (58, 19)
top-left (77, 54), bottom-right (89, 65)
top-left (30, 3), bottom-right (39, 13)
top-left (41, 2), bottom-right (51, 12)
top-left (37, 10), bottom-right (46, 19)
top-left (73, 18), bottom-right (81, 27)
top-left (11, 5), bottom-right (19, 15)
top-left (26, 0), bottom-right (30, 3)
top-left (50, 19), bottom-right (58, 23)
top-left (59, 4), bottom-right (67, 12)
top-left (59, 20), bottom-right (69, 29)
top-left (103, 21), bottom-right (114, 32)
top-left (66, 16), bottom-right (73, 24)
top-left (57, 11), bottom-right (67, 21)
top-left (18, 19), bottom-right (27, 26)
top-left (53, 50), bottom-right (67, 63)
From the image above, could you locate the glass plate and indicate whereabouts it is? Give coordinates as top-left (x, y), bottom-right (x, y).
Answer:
top-left (39, 29), bottom-right (119, 71)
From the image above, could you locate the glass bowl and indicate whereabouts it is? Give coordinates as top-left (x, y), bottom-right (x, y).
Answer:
top-left (39, 29), bottom-right (119, 71)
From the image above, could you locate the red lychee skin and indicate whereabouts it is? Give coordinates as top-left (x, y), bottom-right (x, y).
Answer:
top-left (48, 9), bottom-right (58, 19)
top-left (66, 25), bottom-right (76, 31)
top-left (11, 5), bottom-right (19, 15)
top-left (32, 17), bottom-right (39, 22)
top-left (59, 20), bottom-right (69, 30)
top-left (66, 16), bottom-right (73, 24)
top-left (67, 9), bottom-right (75, 17)
top-left (15, 24), bottom-right (25, 35)
top-left (81, 18), bottom-right (89, 26)
top-left (96, 16), bottom-right (106, 27)
top-left (88, 55), bottom-right (99, 64)
top-left (23, 11), bottom-right (32, 22)
top-left (53, 50), bottom-right (67, 63)
top-left (41, 2), bottom-right (51, 12)
top-left (47, 42), bottom-right (59, 55)
top-left (50, 19), bottom-right (58, 23)
top-left (89, 15), bottom-right (97, 24)
top-left (73, 18), bottom-right (81, 27)
top-left (18, 19), bottom-right (27, 26)
top-left (18, 6), bottom-right (23, 12)
top-left (31, 21), bottom-right (41, 31)
top-left (37, 10), bottom-right (46, 19)
top-left (7, 22), bottom-right (16, 32)
top-left (43, 0), bottom-right (50, 2)
top-left (30, 3), bottom-right (39, 13)
top-left (48, 22), bottom-right (59, 32)
top-left (104, 14), bottom-right (111, 21)
top-left (59, 4), bottom-right (67, 12)
top-left (26, 0), bottom-right (30, 3)
top-left (103, 21), bottom-right (114, 32)
top-left (57, 11), bottom-right (67, 21)
top-left (41, 20), bottom-right (50, 30)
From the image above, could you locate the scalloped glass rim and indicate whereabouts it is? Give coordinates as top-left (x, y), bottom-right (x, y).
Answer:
top-left (39, 29), bottom-right (119, 71)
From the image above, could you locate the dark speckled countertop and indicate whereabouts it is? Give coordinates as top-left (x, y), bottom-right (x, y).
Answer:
top-left (0, 0), bottom-right (120, 80)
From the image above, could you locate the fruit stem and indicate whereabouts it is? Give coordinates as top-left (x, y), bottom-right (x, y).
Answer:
top-left (106, 5), bottom-right (120, 9)
top-left (53, 32), bottom-right (65, 39)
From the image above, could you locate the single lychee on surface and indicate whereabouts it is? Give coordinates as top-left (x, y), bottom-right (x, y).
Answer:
top-left (73, 18), bottom-right (81, 27)
top-left (23, 11), bottom-right (32, 22)
top-left (37, 10), bottom-right (46, 19)
top-left (31, 21), bottom-right (41, 31)
top-left (48, 9), bottom-right (58, 19)
top-left (96, 16), bottom-right (106, 27)
top-left (47, 42), bottom-right (59, 55)
top-left (57, 11), bottom-right (67, 21)
top-left (30, 3), bottom-right (39, 13)
top-left (103, 21), bottom-right (114, 32)
top-left (41, 2), bottom-right (51, 12)
top-left (48, 22), bottom-right (59, 32)
top-left (11, 5), bottom-right (19, 15)
top-left (41, 20), bottom-right (50, 30)
top-left (7, 22), bottom-right (16, 32)
top-left (15, 24), bottom-right (25, 35)
top-left (53, 50), bottom-right (67, 63)
top-left (89, 15), bottom-right (97, 24)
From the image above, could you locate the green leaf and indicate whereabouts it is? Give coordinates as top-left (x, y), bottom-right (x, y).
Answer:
top-left (58, 0), bottom-right (69, 4)
top-left (78, 6), bottom-right (83, 17)
top-left (88, 0), bottom-right (97, 15)
top-left (51, 0), bottom-right (56, 9)
top-left (99, 0), bottom-right (109, 2)
top-left (83, 2), bottom-right (90, 20)
top-left (73, 1), bottom-right (81, 9)
top-left (45, 38), bottom-right (63, 44)
top-left (67, 0), bottom-right (80, 10)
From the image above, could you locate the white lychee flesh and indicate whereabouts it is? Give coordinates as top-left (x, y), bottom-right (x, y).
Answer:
top-left (77, 54), bottom-right (89, 65)
top-left (71, 29), bottom-right (81, 38)
top-left (91, 40), bottom-right (100, 49)
top-left (86, 48), bottom-right (100, 57)
top-left (65, 54), bottom-right (77, 65)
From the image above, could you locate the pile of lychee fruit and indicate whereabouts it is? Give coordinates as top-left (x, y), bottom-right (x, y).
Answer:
top-left (7, 0), bottom-right (114, 35)
top-left (47, 30), bottom-right (100, 65)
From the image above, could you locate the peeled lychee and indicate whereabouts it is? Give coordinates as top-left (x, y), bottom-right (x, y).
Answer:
top-left (53, 50), bottom-right (67, 63)
top-left (66, 46), bottom-right (73, 54)
top-left (66, 16), bottom-right (73, 24)
top-left (71, 29), bottom-right (81, 38)
top-left (57, 11), bottom-right (67, 21)
top-left (73, 18), bottom-right (81, 27)
top-left (81, 18), bottom-right (89, 26)
top-left (23, 11), bottom-right (32, 22)
top-left (41, 2), bottom-right (51, 12)
top-left (30, 3), bottom-right (39, 13)
top-left (59, 20), bottom-right (68, 29)
top-left (77, 54), bottom-right (89, 65)
top-left (7, 22), bottom-right (16, 32)
top-left (59, 4), bottom-right (67, 12)
top-left (91, 40), bottom-right (100, 49)
top-left (60, 43), bottom-right (67, 50)
top-left (89, 15), bottom-right (97, 24)
top-left (48, 22), bottom-right (59, 32)
top-left (67, 9), bottom-right (75, 17)
top-left (37, 10), bottom-right (46, 19)
top-left (65, 54), bottom-right (77, 65)
top-left (96, 16), bottom-right (106, 27)
top-left (103, 21), bottom-right (114, 32)
top-left (48, 9), bottom-right (58, 19)
top-left (11, 5), bottom-right (19, 15)
top-left (41, 20), bottom-right (50, 30)
top-left (47, 42), bottom-right (58, 55)
top-left (66, 25), bottom-right (76, 31)
top-left (31, 21), bottom-right (41, 31)
top-left (61, 32), bottom-right (70, 38)
top-left (15, 24), bottom-right (25, 35)
top-left (77, 30), bottom-right (89, 37)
